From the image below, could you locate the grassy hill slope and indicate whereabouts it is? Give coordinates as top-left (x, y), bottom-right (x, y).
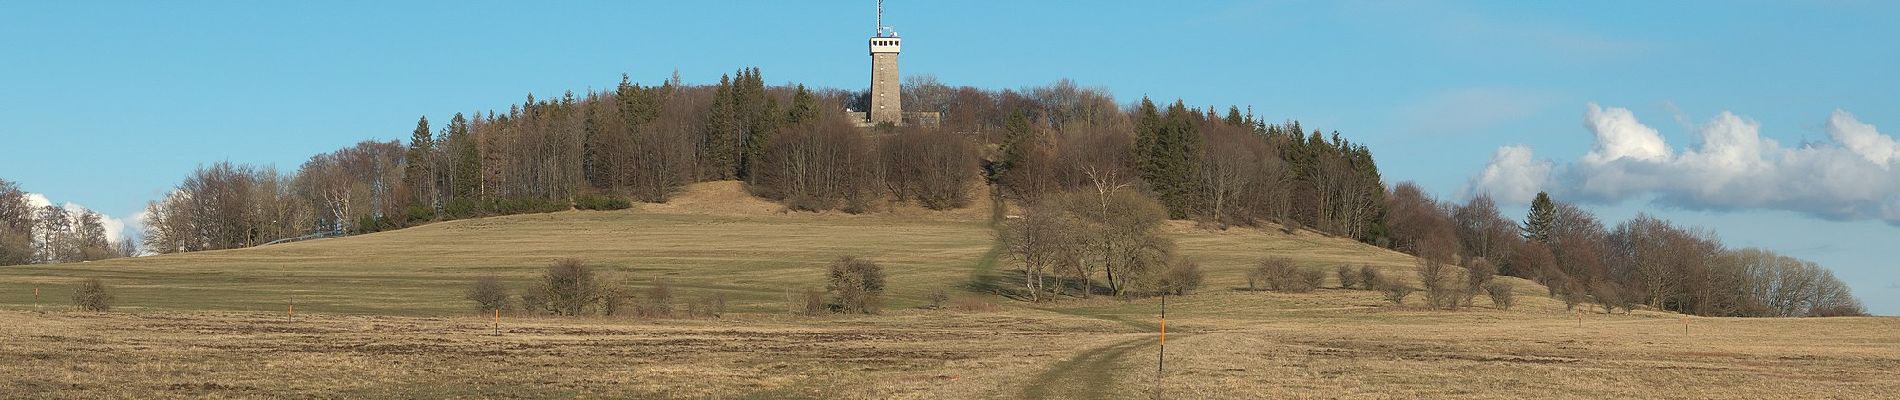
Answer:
top-left (0, 181), bottom-right (1437, 316)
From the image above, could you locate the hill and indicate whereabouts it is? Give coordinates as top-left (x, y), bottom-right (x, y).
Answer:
top-left (0, 181), bottom-right (1428, 316)
top-left (4, 182), bottom-right (1896, 398)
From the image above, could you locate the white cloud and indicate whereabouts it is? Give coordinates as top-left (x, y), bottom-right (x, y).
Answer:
top-left (1463, 145), bottom-right (1552, 204)
top-left (23, 192), bottom-right (134, 244)
top-left (1829, 109), bottom-right (1900, 167)
top-left (1469, 105), bottom-right (1900, 224)
top-left (1581, 103), bottom-right (1672, 165)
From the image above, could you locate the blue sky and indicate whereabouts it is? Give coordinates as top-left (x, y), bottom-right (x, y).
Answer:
top-left (2, 1), bottom-right (1895, 313)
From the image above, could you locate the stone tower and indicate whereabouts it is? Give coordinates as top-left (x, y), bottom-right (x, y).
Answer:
top-left (867, 0), bottom-right (902, 126)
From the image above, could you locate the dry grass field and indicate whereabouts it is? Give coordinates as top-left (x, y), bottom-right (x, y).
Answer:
top-left (2, 183), bottom-right (1896, 398)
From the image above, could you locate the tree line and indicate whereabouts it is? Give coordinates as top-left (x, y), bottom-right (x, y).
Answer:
top-left (138, 70), bottom-right (1388, 254)
top-left (0, 179), bottom-right (133, 265)
top-left (1382, 186), bottom-right (1866, 317)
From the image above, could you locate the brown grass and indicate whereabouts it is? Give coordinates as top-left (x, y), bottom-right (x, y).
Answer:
top-left (1, 184), bottom-right (1894, 398)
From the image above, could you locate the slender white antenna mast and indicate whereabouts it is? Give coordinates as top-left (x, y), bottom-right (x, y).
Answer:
top-left (874, 0), bottom-right (896, 37)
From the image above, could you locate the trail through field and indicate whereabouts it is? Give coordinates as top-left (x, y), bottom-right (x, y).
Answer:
top-left (1020, 336), bottom-right (1153, 400)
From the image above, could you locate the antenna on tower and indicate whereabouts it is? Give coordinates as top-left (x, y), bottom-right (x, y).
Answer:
top-left (875, 0), bottom-right (897, 38)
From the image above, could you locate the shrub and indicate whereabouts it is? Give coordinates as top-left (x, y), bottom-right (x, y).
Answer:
top-left (1416, 258), bottom-right (1458, 310)
top-left (466, 276), bottom-right (512, 312)
top-left (800, 287), bottom-right (826, 316)
top-left (1381, 282), bottom-right (1414, 305)
top-left (1461, 258), bottom-right (1497, 308)
top-left (1591, 283), bottom-right (1626, 314)
top-left (1483, 281), bottom-right (1515, 310)
top-left (686, 293), bottom-right (727, 318)
top-left (927, 288), bottom-right (950, 309)
top-left (1359, 265), bottom-right (1383, 290)
top-left (1560, 281), bottom-right (1587, 311)
top-left (599, 283), bottom-right (631, 317)
top-left (574, 193), bottom-right (632, 211)
top-left (1336, 266), bottom-right (1359, 289)
top-left (1807, 303), bottom-right (1868, 317)
top-left (1300, 268), bottom-right (1325, 291)
top-left (72, 278), bottom-right (113, 312)
top-left (638, 278), bottom-right (676, 318)
top-left (825, 256), bottom-right (886, 313)
top-left (1157, 258), bottom-right (1204, 296)
top-left (519, 290), bottom-right (547, 315)
top-left (539, 258), bottom-right (600, 316)
top-left (1249, 257), bottom-right (1317, 292)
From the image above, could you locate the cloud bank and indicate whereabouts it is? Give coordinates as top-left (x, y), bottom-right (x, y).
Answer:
top-left (1467, 104), bottom-right (1900, 224)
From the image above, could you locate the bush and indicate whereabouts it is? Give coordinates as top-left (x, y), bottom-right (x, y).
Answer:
top-left (1461, 258), bottom-right (1496, 308)
top-left (1416, 258), bottom-right (1458, 310)
top-left (1483, 281), bottom-right (1515, 310)
top-left (1300, 268), bottom-right (1325, 291)
top-left (1591, 283), bottom-right (1626, 314)
top-left (1359, 265), bottom-right (1383, 290)
top-left (686, 293), bottom-right (727, 318)
top-left (519, 290), bottom-right (547, 315)
top-left (926, 288), bottom-right (950, 309)
top-left (466, 276), bottom-right (512, 312)
top-left (638, 278), bottom-right (676, 318)
top-left (826, 256), bottom-right (886, 314)
top-left (72, 278), bottom-right (113, 312)
top-left (574, 193), bottom-right (632, 211)
top-left (1249, 257), bottom-right (1318, 292)
top-left (1381, 282), bottom-right (1414, 305)
top-left (599, 282), bottom-right (631, 317)
top-left (799, 287), bottom-right (826, 316)
top-left (539, 258), bottom-right (600, 316)
top-left (1157, 258), bottom-right (1204, 296)
top-left (1336, 266), bottom-right (1359, 289)
top-left (1560, 281), bottom-right (1587, 311)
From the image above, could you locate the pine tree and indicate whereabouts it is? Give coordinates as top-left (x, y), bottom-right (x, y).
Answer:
top-left (403, 116), bottom-right (435, 218)
top-left (1522, 191), bottom-right (1556, 244)
top-left (703, 74), bottom-right (739, 179)
top-left (785, 84), bottom-right (817, 126)
top-left (1133, 97), bottom-right (1163, 184)
top-left (447, 113), bottom-right (480, 202)
top-left (1135, 100), bottom-right (1203, 218)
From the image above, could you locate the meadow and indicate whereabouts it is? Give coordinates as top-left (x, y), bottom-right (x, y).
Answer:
top-left (2, 183), bottom-right (1895, 398)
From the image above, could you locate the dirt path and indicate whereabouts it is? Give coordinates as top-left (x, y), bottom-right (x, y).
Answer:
top-left (1020, 335), bottom-right (1154, 400)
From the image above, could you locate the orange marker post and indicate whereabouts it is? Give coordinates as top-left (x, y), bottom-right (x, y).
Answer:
top-left (494, 309), bottom-right (501, 336)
